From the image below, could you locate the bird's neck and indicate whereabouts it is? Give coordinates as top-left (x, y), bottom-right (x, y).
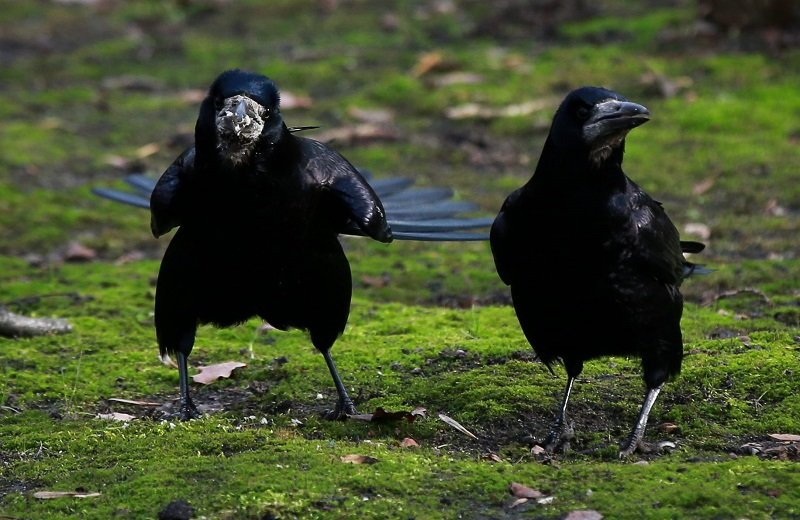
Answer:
top-left (526, 138), bottom-right (627, 195)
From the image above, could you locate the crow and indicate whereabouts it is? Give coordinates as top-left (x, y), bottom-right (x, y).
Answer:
top-left (96, 69), bottom-right (491, 421)
top-left (490, 87), bottom-right (707, 457)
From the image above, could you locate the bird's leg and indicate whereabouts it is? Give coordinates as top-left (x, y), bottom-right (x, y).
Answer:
top-left (176, 351), bottom-right (201, 421)
top-left (542, 376), bottom-right (576, 452)
top-left (321, 349), bottom-right (357, 420)
top-left (619, 384), bottom-right (663, 458)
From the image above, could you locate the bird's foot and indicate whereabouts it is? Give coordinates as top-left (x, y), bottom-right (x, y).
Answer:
top-left (323, 398), bottom-right (358, 421)
top-left (177, 398), bottom-right (201, 422)
top-left (541, 422), bottom-right (575, 454)
top-left (619, 438), bottom-right (676, 458)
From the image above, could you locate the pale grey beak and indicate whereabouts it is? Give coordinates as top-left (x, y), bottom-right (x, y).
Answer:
top-left (583, 100), bottom-right (650, 145)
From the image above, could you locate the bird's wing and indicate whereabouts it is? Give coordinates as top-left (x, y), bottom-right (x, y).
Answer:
top-left (301, 139), bottom-right (393, 243)
top-left (93, 142), bottom-right (491, 241)
top-left (488, 190), bottom-right (520, 286)
top-left (149, 148), bottom-right (196, 238)
top-left (628, 184), bottom-right (687, 285)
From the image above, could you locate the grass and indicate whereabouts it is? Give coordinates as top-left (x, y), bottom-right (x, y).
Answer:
top-left (1, 0), bottom-right (799, 518)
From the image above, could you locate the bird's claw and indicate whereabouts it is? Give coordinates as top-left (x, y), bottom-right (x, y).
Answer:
top-left (177, 398), bottom-right (201, 421)
top-left (323, 399), bottom-right (358, 421)
top-left (542, 422), bottom-right (575, 454)
top-left (619, 439), bottom-right (676, 458)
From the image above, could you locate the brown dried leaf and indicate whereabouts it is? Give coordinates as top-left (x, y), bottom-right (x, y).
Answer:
top-left (108, 398), bottom-right (161, 407)
top-left (530, 444), bottom-right (547, 456)
top-left (313, 124), bottom-right (398, 145)
top-left (192, 361), bottom-right (247, 384)
top-left (413, 51), bottom-right (444, 77)
top-left (64, 242), bottom-right (96, 263)
top-left (399, 437), bottom-right (419, 448)
top-left (509, 482), bottom-right (544, 499)
top-left (96, 412), bottom-right (136, 422)
top-left (348, 106), bottom-right (395, 125)
top-left (178, 89), bottom-right (207, 104)
top-left (445, 99), bottom-right (552, 120)
top-left (509, 497), bottom-right (529, 508)
top-left (692, 177), bottom-right (715, 195)
top-left (340, 454), bottom-right (378, 464)
top-left (438, 413), bottom-right (478, 440)
top-left (135, 142), bottom-right (160, 159)
top-left (430, 72), bottom-right (483, 88)
top-left (768, 433), bottom-right (800, 442)
top-left (104, 155), bottom-right (132, 169)
top-left (683, 222), bottom-right (711, 241)
top-left (482, 452), bottom-right (503, 463)
top-left (361, 274), bottom-right (389, 288)
top-left (564, 510), bottom-right (603, 520)
top-left (281, 91), bottom-right (314, 110)
top-left (33, 491), bottom-right (102, 499)
top-left (658, 422), bottom-right (680, 434)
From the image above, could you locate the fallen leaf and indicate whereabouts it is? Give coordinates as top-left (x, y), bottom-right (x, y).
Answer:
top-left (192, 361), bottom-right (247, 384)
top-left (340, 454), bottom-right (378, 464)
top-left (430, 72), bottom-right (483, 88)
top-left (445, 99), bottom-right (552, 120)
top-left (135, 143), bottom-right (160, 159)
top-left (104, 154), bottom-right (133, 169)
top-left (683, 222), bottom-right (711, 241)
top-left (64, 242), bottom-right (97, 263)
top-left (692, 177), bottom-right (715, 195)
top-left (96, 412), bottom-right (136, 422)
top-left (482, 452), bottom-right (503, 463)
top-left (509, 482), bottom-right (544, 499)
top-left (530, 444), bottom-right (547, 456)
top-left (509, 497), bottom-right (529, 508)
top-left (768, 433), bottom-right (800, 442)
top-left (658, 422), bottom-right (680, 434)
top-left (564, 510), bottom-right (603, 520)
top-left (438, 413), bottom-right (478, 440)
top-left (413, 51), bottom-right (444, 77)
top-left (101, 75), bottom-right (164, 92)
top-left (400, 437), bottom-right (419, 448)
top-left (361, 274), bottom-right (390, 288)
top-left (108, 398), bottom-right (161, 407)
top-left (178, 89), bottom-right (207, 104)
top-left (313, 124), bottom-right (398, 145)
top-left (348, 106), bottom-right (395, 125)
top-left (281, 91), bottom-right (314, 110)
top-left (33, 491), bottom-right (101, 499)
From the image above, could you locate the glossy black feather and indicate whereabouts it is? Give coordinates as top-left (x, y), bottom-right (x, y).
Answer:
top-left (490, 87), bottom-right (707, 453)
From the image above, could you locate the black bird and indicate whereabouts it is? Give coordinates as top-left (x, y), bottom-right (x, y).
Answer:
top-left (490, 87), bottom-right (707, 457)
top-left (95, 70), bottom-right (491, 421)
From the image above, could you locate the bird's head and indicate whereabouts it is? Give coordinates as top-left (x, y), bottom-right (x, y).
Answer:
top-left (550, 87), bottom-right (650, 167)
top-left (199, 69), bottom-right (284, 166)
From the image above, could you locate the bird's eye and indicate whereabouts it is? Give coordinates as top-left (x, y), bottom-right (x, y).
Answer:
top-left (576, 106), bottom-right (590, 120)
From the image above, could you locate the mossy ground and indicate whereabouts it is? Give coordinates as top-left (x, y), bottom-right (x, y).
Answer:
top-left (1, 1), bottom-right (799, 519)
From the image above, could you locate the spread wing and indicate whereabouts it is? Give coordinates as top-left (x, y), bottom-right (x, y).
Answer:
top-left (93, 150), bottom-right (491, 242)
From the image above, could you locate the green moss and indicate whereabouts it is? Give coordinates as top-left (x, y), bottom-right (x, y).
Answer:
top-left (2, 1), bottom-right (799, 518)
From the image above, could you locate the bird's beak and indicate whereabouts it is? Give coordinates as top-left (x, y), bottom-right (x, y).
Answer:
top-left (217, 95), bottom-right (265, 141)
top-left (583, 100), bottom-right (650, 144)
top-left (234, 98), bottom-right (248, 126)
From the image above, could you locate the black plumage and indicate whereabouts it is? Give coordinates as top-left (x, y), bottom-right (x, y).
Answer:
top-left (97, 70), bottom-right (490, 420)
top-left (490, 87), bottom-right (706, 456)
